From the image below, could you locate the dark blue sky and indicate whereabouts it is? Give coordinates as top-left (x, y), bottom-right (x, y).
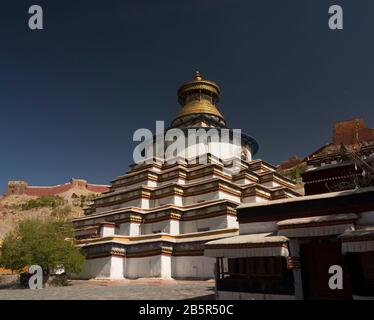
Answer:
top-left (1, 0), bottom-right (374, 192)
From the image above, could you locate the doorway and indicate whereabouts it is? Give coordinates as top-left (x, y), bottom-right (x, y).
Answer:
top-left (300, 240), bottom-right (352, 300)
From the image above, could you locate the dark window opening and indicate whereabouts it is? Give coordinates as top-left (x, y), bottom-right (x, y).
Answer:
top-left (216, 256), bottom-right (294, 295)
top-left (346, 252), bottom-right (374, 297)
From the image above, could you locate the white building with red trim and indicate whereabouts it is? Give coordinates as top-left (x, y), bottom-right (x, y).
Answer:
top-left (72, 72), bottom-right (299, 279)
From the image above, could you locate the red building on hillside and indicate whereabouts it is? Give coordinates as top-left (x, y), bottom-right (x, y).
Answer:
top-left (302, 118), bottom-right (374, 195)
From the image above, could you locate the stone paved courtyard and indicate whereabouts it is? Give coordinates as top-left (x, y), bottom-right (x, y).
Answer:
top-left (0, 279), bottom-right (216, 300)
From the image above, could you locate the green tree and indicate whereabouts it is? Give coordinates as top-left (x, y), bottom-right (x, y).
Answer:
top-left (280, 163), bottom-right (307, 182)
top-left (0, 218), bottom-right (84, 274)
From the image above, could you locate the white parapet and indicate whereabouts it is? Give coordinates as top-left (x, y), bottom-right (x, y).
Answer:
top-left (99, 222), bottom-right (116, 237)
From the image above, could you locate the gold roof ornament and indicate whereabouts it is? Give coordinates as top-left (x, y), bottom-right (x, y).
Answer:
top-left (174, 71), bottom-right (225, 123)
top-left (176, 99), bottom-right (224, 119)
top-left (194, 70), bottom-right (202, 80)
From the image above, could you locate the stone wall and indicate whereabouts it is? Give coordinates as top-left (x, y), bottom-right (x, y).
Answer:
top-left (5, 178), bottom-right (109, 197)
top-left (333, 118), bottom-right (374, 145)
top-left (0, 274), bottom-right (19, 289)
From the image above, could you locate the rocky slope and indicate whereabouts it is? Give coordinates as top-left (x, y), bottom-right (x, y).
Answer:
top-left (0, 187), bottom-right (101, 239)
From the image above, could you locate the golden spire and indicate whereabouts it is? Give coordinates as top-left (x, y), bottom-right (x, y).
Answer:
top-left (174, 71), bottom-right (225, 123)
top-left (194, 70), bottom-right (202, 81)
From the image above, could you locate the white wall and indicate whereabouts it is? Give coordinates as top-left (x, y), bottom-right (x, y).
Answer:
top-left (241, 196), bottom-right (269, 204)
top-left (170, 220), bottom-right (180, 235)
top-left (96, 199), bottom-right (143, 212)
top-left (181, 215), bottom-right (230, 233)
top-left (116, 180), bottom-right (158, 191)
top-left (171, 256), bottom-right (215, 279)
top-left (141, 219), bottom-right (180, 235)
top-left (117, 222), bottom-right (130, 235)
top-left (74, 254), bottom-right (218, 280)
top-left (183, 191), bottom-right (220, 205)
top-left (117, 198), bottom-right (149, 209)
top-left (125, 255), bottom-right (164, 278)
top-left (153, 195), bottom-right (178, 207)
top-left (117, 222), bottom-right (141, 236)
top-left (100, 226), bottom-right (115, 237)
top-left (161, 255), bottom-right (172, 278)
top-left (155, 177), bottom-right (185, 187)
top-left (143, 220), bottom-right (170, 234)
top-left (218, 191), bottom-right (240, 203)
top-left (262, 181), bottom-right (280, 188)
top-left (180, 141), bottom-right (250, 162)
top-left (234, 177), bottom-right (253, 185)
top-left (227, 215), bottom-right (239, 228)
top-left (129, 222), bottom-right (141, 236)
top-left (73, 256), bottom-right (125, 279)
top-left (111, 256), bottom-right (125, 278)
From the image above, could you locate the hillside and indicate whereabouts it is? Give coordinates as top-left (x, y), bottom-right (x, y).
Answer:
top-left (0, 187), bottom-right (101, 239)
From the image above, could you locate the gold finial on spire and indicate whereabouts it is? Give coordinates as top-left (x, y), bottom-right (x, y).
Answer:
top-left (174, 71), bottom-right (225, 124)
top-left (194, 70), bottom-right (202, 81)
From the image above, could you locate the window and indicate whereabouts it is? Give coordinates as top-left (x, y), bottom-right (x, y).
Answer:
top-left (227, 257), bottom-right (282, 278)
top-left (360, 252), bottom-right (374, 284)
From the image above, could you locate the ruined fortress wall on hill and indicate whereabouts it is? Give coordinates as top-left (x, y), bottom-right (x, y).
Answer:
top-left (333, 118), bottom-right (374, 145)
top-left (5, 178), bottom-right (109, 197)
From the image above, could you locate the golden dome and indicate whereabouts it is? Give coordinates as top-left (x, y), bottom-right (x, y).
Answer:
top-left (177, 71), bottom-right (220, 104)
top-left (176, 99), bottom-right (224, 119)
top-left (174, 71), bottom-right (225, 122)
